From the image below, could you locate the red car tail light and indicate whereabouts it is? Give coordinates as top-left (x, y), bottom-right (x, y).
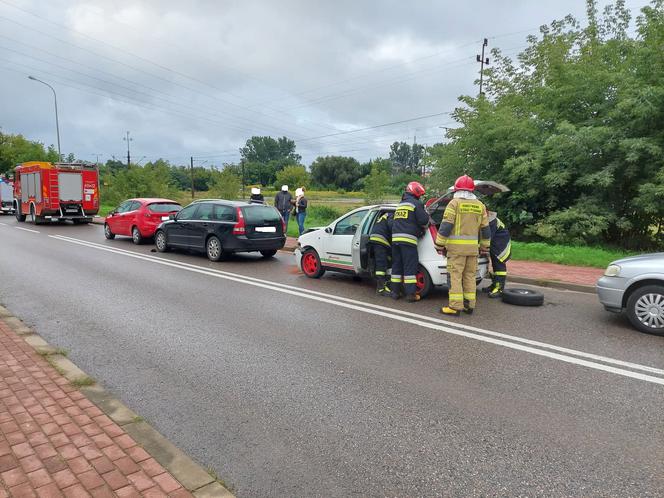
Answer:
top-left (233, 207), bottom-right (246, 234)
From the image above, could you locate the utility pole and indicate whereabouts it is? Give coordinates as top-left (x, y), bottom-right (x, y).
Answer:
top-left (123, 131), bottom-right (132, 167)
top-left (190, 156), bottom-right (195, 199)
top-left (476, 38), bottom-right (490, 96)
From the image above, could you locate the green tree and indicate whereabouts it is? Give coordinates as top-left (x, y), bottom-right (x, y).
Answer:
top-left (275, 165), bottom-right (310, 190)
top-left (428, 0), bottom-right (664, 249)
top-left (310, 155), bottom-right (368, 190)
top-left (364, 162), bottom-right (390, 204)
top-left (389, 141), bottom-right (425, 174)
top-left (239, 136), bottom-right (301, 186)
top-left (209, 168), bottom-right (241, 200)
top-left (0, 132), bottom-right (59, 174)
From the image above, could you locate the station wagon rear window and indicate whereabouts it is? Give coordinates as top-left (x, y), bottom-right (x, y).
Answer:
top-left (242, 206), bottom-right (281, 223)
top-left (148, 203), bottom-right (181, 213)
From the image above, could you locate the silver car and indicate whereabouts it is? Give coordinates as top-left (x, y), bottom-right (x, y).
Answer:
top-left (596, 253), bottom-right (664, 335)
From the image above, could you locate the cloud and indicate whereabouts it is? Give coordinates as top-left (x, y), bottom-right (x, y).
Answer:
top-left (0, 0), bottom-right (652, 166)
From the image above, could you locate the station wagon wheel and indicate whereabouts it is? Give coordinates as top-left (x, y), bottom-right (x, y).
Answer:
top-left (301, 249), bottom-right (325, 278)
top-left (206, 235), bottom-right (224, 262)
top-left (104, 223), bottom-right (115, 240)
top-left (626, 285), bottom-right (664, 336)
top-left (131, 226), bottom-right (143, 245)
top-left (416, 265), bottom-right (433, 298)
top-left (155, 230), bottom-right (168, 252)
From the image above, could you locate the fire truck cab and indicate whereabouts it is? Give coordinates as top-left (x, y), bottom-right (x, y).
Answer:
top-left (0, 177), bottom-right (14, 214)
top-left (14, 161), bottom-right (100, 224)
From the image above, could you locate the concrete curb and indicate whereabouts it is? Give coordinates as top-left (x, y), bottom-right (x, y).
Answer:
top-left (0, 304), bottom-right (235, 498)
top-left (509, 275), bottom-right (596, 294)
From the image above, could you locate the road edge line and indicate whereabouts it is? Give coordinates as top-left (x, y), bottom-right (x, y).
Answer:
top-left (0, 304), bottom-right (235, 497)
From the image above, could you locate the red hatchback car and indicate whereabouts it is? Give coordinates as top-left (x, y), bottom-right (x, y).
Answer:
top-left (104, 198), bottom-right (182, 244)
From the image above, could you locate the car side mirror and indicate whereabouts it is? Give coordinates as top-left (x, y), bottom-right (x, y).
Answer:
top-left (325, 226), bottom-right (332, 234)
top-left (169, 213), bottom-right (177, 220)
top-left (109, 210), bottom-right (116, 216)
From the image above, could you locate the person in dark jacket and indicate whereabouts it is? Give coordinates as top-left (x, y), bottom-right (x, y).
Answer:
top-left (369, 211), bottom-right (393, 295)
top-left (485, 211), bottom-right (511, 298)
top-left (293, 187), bottom-right (308, 236)
top-left (390, 181), bottom-right (429, 302)
top-left (274, 185), bottom-right (292, 226)
top-left (249, 187), bottom-right (265, 204)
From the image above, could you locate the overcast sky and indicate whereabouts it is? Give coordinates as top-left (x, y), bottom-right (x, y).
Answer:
top-left (0, 0), bottom-right (651, 167)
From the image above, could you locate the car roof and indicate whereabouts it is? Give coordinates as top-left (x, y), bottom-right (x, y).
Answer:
top-left (189, 199), bottom-right (263, 207)
top-left (130, 198), bottom-right (181, 204)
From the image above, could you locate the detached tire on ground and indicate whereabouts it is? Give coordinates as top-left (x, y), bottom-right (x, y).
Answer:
top-left (501, 288), bottom-right (544, 307)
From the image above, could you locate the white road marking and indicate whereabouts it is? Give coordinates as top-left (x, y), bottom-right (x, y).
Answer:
top-left (0, 222), bottom-right (7, 226)
top-left (50, 234), bottom-right (664, 378)
top-left (15, 227), bottom-right (39, 233)
top-left (49, 234), bottom-right (664, 386)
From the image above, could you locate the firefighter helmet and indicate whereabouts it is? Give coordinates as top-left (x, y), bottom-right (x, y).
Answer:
top-left (406, 181), bottom-right (426, 198)
top-left (453, 175), bottom-right (475, 192)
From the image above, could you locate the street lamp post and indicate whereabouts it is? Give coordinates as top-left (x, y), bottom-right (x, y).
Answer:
top-left (28, 76), bottom-right (61, 161)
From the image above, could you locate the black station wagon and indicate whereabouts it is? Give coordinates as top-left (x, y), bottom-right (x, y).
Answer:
top-left (154, 200), bottom-right (286, 261)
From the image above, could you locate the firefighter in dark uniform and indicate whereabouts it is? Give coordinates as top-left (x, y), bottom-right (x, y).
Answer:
top-left (486, 211), bottom-right (512, 298)
top-left (369, 211), bottom-right (393, 295)
top-left (435, 175), bottom-right (491, 315)
top-left (390, 181), bottom-right (429, 302)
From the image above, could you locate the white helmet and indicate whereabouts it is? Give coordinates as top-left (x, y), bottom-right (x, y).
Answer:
top-left (281, 185), bottom-right (289, 191)
top-left (295, 187), bottom-right (304, 197)
top-left (251, 187), bottom-right (260, 195)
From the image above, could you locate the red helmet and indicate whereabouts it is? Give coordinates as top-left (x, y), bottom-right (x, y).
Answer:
top-left (406, 181), bottom-right (426, 198)
top-left (453, 175), bottom-right (475, 192)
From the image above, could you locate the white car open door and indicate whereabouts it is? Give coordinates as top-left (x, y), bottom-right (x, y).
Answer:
top-left (322, 208), bottom-right (370, 272)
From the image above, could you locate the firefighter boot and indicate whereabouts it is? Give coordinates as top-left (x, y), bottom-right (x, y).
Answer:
top-left (390, 283), bottom-right (402, 300)
top-left (406, 294), bottom-right (421, 303)
top-left (488, 281), bottom-right (503, 299)
top-left (376, 277), bottom-right (387, 295)
top-left (440, 306), bottom-right (460, 316)
top-left (462, 299), bottom-right (474, 315)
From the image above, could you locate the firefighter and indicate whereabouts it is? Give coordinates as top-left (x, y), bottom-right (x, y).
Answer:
top-left (390, 181), bottom-right (429, 302)
top-left (485, 211), bottom-right (512, 298)
top-left (369, 211), bottom-right (393, 295)
top-left (435, 175), bottom-right (491, 315)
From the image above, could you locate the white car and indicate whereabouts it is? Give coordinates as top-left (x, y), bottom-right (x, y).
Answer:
top-left (294, 181), bottom-right (508, 298)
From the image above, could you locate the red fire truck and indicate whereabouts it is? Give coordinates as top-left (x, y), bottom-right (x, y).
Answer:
top-left (13, 161), bottom-right (100, 224)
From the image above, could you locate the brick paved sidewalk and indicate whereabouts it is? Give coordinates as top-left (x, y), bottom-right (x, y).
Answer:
top-left (0, 320), bottom-right (192, 497)
top-left (509, 260), bottom-right (603, 287)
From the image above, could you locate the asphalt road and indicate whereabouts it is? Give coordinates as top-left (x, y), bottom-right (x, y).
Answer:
top-left (1, 217), bottom-right (663, 497)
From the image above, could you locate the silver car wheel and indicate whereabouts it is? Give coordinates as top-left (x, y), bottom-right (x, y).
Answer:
top-left (207, 237), bottom-right (221, 259)
top-left (156, 232), bottom-right (166, 250)
top-left (132, 228), bottom-right (140, 243)
top-left (634, 292), bottom-right (664, 329)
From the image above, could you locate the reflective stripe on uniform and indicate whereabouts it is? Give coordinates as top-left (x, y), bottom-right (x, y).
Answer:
top-left (494, 271), bottom-right (507, 276)
top-left (391, 275), bottom-right (402, 282)
top-left (463, 292), bottom-right (476, 299)
top-left (446, 239), bottom-right (479, 245)
top-left (497, 242), bottom-right (511, 262)
top-left (375, 270), bottom-right (386, 276)
top-left (435, 234), bottom-right (447, 246)
top-left (449, 293), bottom-right (464, 300)
top-left (392, 232), bottom-right (418, 245)
top-left (369, 234), bottom-right (390, 247)
top-left (403, 275), bottom-right (417, 284)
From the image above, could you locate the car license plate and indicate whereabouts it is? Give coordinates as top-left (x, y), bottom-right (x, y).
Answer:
top-left (161, 216), bottom-right (169, 221)
top-left (255, 226), bottom-right (276, 233)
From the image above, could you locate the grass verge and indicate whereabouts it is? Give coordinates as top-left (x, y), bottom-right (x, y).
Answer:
top-left (511, 241), bottom-right (634, 268)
